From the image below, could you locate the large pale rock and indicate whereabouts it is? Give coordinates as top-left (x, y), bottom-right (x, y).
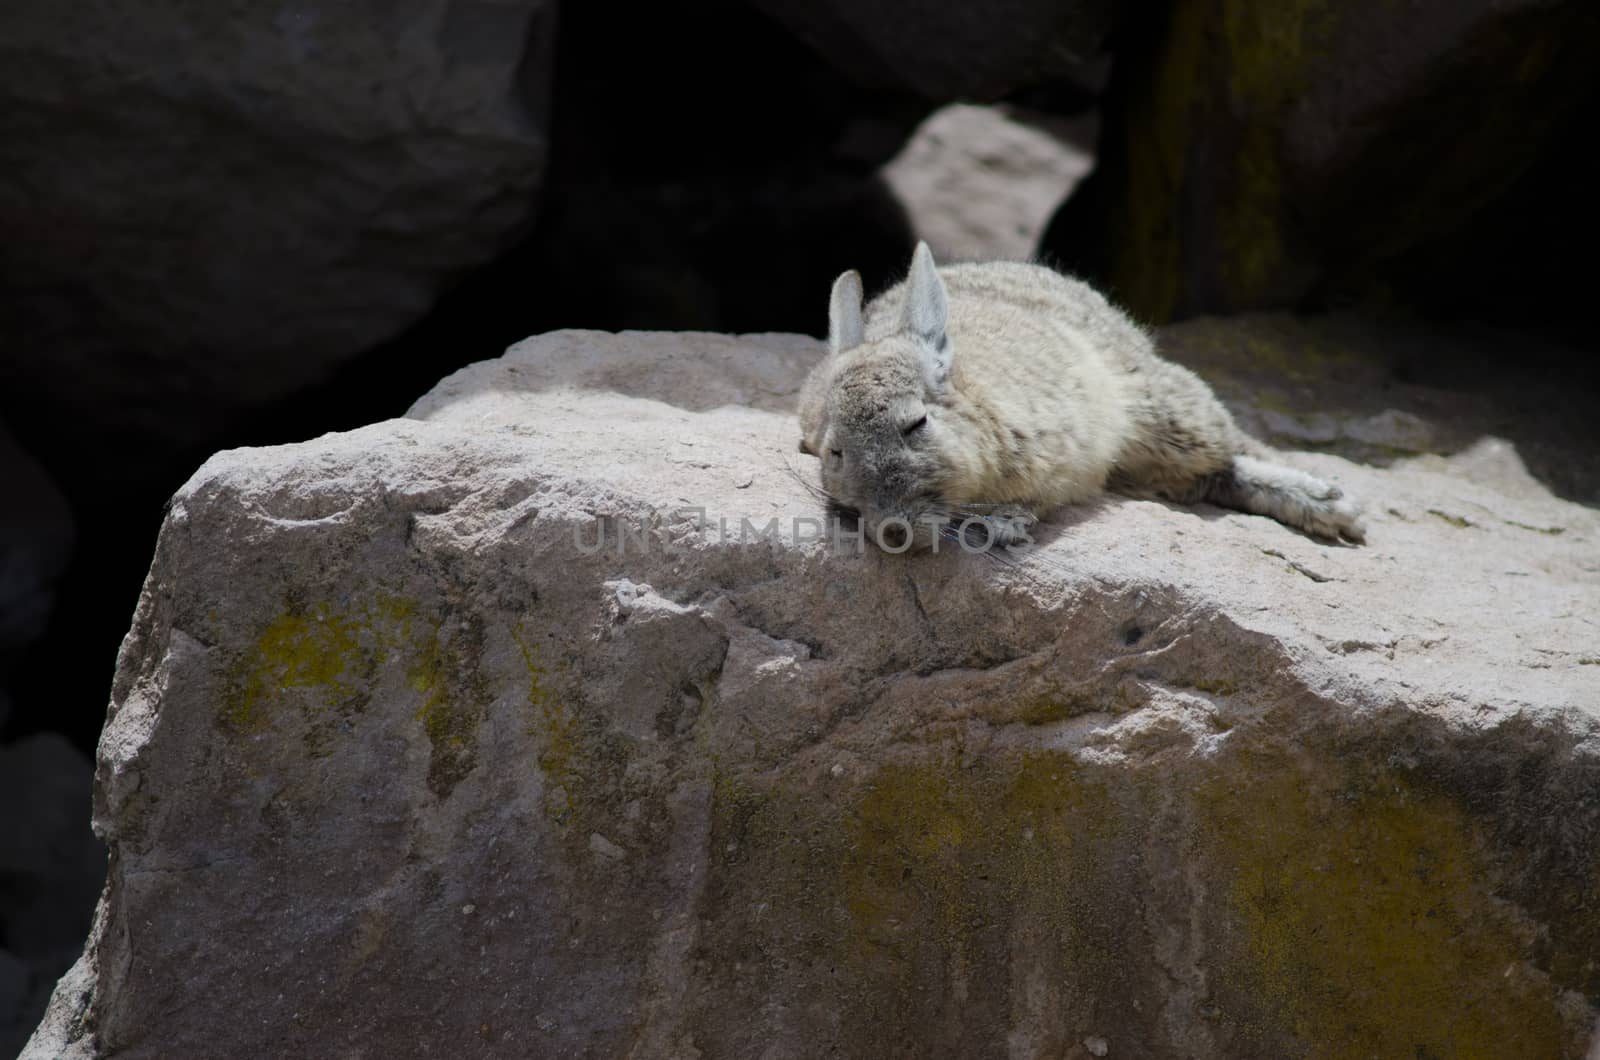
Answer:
top-left (26, 328), bottom-right (1600, 1058)
top-left (883, 105), bottom-right (1094, 264)
top-left (0, 0), bottom-right (552, 449)
top-left (1043, 0), bottom-right (1600, 323)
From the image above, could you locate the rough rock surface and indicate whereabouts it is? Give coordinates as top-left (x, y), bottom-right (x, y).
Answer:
top-left (1043, 0), bottom-right (1600, 322)
top-left (1157, 313), bottom-right (1600, 506)
top-left (26, 328), bottom-right (1600, 1058)
top-left (0, 0), bottom-right (553, 449)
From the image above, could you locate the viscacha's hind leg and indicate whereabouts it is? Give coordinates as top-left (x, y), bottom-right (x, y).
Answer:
top-left (1204, 454), bottom-right (1366, 543)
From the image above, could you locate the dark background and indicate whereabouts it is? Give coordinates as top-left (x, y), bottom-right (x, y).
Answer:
top-left (2, 0), bottom-right (1598, 1051)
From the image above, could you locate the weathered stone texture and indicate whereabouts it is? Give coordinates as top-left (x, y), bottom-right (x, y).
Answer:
top-left (24, 328), bottom-right (1600, 1058)
top-left (1043, 0), bottom-right (1600, 323)
top-left (1156, 312), bottom-right (1600, 506)
top-left (0, 0), bottom-right (552, 448)
top-left (883, 104), bottom-right (1095, 265)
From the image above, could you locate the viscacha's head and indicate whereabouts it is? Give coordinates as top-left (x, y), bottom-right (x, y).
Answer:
top-left (799, 242), bottom-right (957, 551)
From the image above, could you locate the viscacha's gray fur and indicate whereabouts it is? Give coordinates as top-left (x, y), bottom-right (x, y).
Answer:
top-left (797, 242), bottom-right (1366, 551)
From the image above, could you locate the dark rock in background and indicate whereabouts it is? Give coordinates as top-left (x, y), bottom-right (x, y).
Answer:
top-left (1374, 86), bottom-right (1600, 351)
top-left (741, 0), bottom-right (1118, 101)
top-left (1043, 0), bottom-right (1600, 331)
top-left (1156, 313), bottom-right (1600, 506)
top-left (0, 424), bottom-right (81, 1059)
top-left (0, 443), bottom-right (97, 1059)
top-left (1, 0), bottom-right (1599, 1050)
top-left (0, 425), bottom-right (74, 732)
top-left (0, 0), bottom-right (557, 749)
top-left (513, 0), bottom-right (924, 337)
top-left (0, 0), bottom-right (555, 468)
top-left (0, 0), bottom-right (919, 768)
top-left (0, 734), bottom-right (103, 1060)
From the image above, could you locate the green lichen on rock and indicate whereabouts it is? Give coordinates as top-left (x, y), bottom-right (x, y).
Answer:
top-left (1188, 677), bottom-right (1240, 698)
top-left (1152, 0), bottom-right (1332, 314)
top-left (700, 752), bottom-right (1140, 1052)
top-left (407, 614), bottom-right (488, 798)
top-left (1158, 314), bottom-right (1372, 392)
top-left (515, 626), bottom-right (638, 843)
top-left (1090, 0), bottom-right (1600, 324)
top-left (1219, 0), bottom-right (1330, 107)
top-left (1212, 0), bottom-right (1332, 310)
top-left (1200, 762), bottom-right (1579, 1057)
top-left (516, 629), bottom-right (579, 822)
top-left (1005, 686), bottom-right (1104, 727)
top-left (841, 755), bottom-right (1115, 949)
top-left (1426, 509), bottom-right (1474, 529)
top-left (222, 593), bottom-right (489, 795)
top-left (699, 737), bottom-right (1594, 1055)
top-left (224, 603), bottom-right (363, 734)
top-left (1541, 858), bottom-right (1600, 1002)
top-left (1101, 0), bottom-right (1207, 322)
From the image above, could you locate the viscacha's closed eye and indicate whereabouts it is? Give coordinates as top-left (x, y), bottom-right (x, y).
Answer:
top-left (901, 415), bottom-right (928, 436)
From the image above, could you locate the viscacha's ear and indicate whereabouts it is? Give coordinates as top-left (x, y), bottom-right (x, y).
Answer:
top-left (828, 269), bottom-right (864, 354)
top-left (902, 241), bottom-right (950, 381)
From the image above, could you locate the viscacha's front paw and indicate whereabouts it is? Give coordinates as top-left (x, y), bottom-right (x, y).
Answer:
top-left (952, 505), bottom-right (1038, 550)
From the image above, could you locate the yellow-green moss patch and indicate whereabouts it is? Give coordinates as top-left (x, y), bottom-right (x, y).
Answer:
top-left (1426, 509), bottom-right (1475, 529)
top-left (223, 594), bottom-right (488, 796)
top-left (696, 740), bottom-right (1592, 1055)
top-left (226, 604), bottom-right (363, 733)
top-left (842, 755), bottom-right (1114, 949)
top-left (1007, 687), bottom-right (1104, 727)
top-left (519, 632), bottom-right (578, 823)
top-left (1202, 764), bottom-right (1573, 1057)
top-left (515, 626), bottom-right (635, 839)
top-left (408, 615), bottom-right (488, 797)
top-left (698, 752), bottom-right (1138, 1053)
top-left (1188, 677), bottom-right (1240, 698)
